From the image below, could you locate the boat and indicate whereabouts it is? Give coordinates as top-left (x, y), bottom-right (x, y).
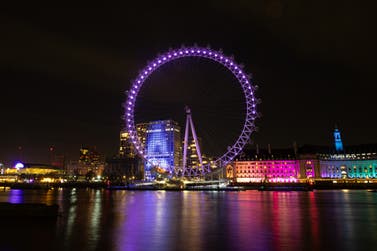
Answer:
top-left (258, 184), bottom-right (313, 191)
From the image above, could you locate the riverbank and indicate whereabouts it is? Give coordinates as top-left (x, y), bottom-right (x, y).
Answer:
top-left (2, 180), bottom-right (377, 191)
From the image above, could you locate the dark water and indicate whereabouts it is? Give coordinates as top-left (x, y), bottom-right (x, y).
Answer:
top-left (0, 189), bottom-right (376, 251)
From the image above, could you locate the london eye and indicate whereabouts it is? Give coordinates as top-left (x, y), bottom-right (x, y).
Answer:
top-left (124, 46), bottom-right (259, 177)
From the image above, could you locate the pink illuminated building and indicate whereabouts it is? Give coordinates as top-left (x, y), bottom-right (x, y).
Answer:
top-left (231, 160), bottom-right (300, 183)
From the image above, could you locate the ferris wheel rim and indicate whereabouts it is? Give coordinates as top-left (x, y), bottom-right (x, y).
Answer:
top-left (124, 46), bottom-right (258, 176)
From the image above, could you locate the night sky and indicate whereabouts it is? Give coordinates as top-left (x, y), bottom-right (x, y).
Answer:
top-left (1, 2), bottom-right (376, 165)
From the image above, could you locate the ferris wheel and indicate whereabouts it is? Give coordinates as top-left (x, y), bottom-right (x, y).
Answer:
top-left (124, 46), bottom-right (259, 177)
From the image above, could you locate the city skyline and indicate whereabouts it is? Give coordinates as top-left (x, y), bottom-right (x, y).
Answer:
top-left (1, 3), bottom-right (376, 164)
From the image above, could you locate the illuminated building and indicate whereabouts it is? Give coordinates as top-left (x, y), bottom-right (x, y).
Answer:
top-left (334, 127), bottom-right (344, 152)
top-left (119, 131), bottom-right (135, 158)
top-left (230, 137), bottom-right (377, 182)
top-left (73, 146), bottom-right (105, 176)
top-left (229, 147), bottom-right (300, 182)
top-left (4, 163), bottom-right (63, 177)
top-left (231, 160), bottom-right (300, 183)
top-left (318, 145), bottom-right (377, 179)
top-left (136, 123), bottom-right (148, 147)
top-left (186, 137), bottom-right (210, 169)
top-left (144, 120), bottom-right (181, 179)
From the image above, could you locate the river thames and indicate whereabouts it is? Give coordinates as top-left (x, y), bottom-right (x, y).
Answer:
top-left (0, 189), bottom-right (376, 251)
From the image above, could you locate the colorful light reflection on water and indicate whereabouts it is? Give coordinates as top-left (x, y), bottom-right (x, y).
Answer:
top-left (0, 189), bottom-right (376, 251)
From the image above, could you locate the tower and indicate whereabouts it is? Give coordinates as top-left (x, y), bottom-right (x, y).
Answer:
top-left (182, 106), bottom-right (203, 173)
top-left (334, 126), bottom-right (344, 152)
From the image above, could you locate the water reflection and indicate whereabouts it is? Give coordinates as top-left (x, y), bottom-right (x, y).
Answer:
top-left (8, 189), bottom-right (24, 203)
top-left (0, 189), bottom-right (377, 251)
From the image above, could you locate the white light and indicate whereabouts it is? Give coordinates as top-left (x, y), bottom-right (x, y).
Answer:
top-left (148, 67), bottom-right (152, 70)
top-left (141, 76), bottom-right (144, 79)
top-left (153, 63), bottom-right (156, 67)
top-left (15, 162), bottom-right (24, 169)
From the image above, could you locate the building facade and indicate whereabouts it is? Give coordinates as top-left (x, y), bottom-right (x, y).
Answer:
top-left (144, 120), bottom-right (181, 179)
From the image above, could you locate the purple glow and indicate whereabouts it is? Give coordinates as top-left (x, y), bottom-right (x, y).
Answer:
top-left (234, 160), bottom-right (299, 183)
top-left (15, 162), bottom-right (24, 169)
top-left (124, 46), bottom-right (257, 175)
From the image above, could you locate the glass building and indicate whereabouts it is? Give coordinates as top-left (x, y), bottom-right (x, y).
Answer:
top-left (144, 120), bottom-right (181, 179)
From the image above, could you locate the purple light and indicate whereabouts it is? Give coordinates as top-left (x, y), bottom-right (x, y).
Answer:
top-left (15, 162), bottom-right (24, 169)
top-left (124, 46), bottom-right (256, 173)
